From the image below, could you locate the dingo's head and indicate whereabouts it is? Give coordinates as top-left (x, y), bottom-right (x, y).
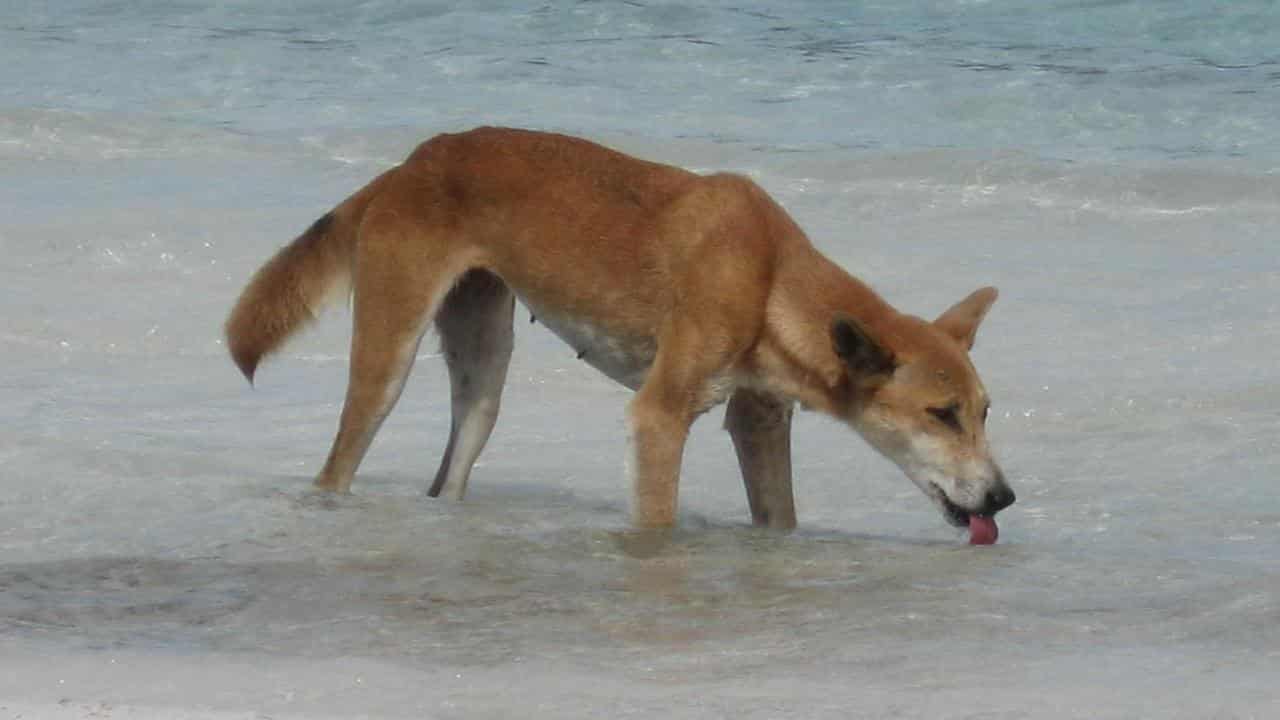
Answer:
top-left (831, 287), bottom-right (1014, 529)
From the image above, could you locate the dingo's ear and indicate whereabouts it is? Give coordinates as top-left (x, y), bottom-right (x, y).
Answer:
top-left (831, 317), bottom-right (896, 377)
top-left (934, 286), bottom-right (998, 350)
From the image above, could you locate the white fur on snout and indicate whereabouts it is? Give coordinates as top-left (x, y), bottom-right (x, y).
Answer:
top-left (852, 411), bottom-right (1001, 520)
top-left (892, 434), bottom-right (998, 514)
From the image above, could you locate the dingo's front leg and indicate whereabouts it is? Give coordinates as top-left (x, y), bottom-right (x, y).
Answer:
top-left (627, 388), bottom-right (692, 528)
top-left (627, 316), bottom-right (743, 528)
top-left (725, 388), bottom-right (796, 529)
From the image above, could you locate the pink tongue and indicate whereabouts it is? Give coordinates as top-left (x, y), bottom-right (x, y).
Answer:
top-left (968, 515), bottom-right (999, 545)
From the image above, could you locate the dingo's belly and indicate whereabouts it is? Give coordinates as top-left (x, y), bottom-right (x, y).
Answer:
top-left (521, 299), bottom-right (656, 391)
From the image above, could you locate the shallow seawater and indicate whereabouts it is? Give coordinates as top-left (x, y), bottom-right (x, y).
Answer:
top-left (3, 2), bottom-right (1280, 718)
top-left (4, 137), bottom-right (1280, 718)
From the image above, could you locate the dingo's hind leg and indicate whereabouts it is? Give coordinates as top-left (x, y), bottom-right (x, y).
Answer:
top-left (725, 389), bottom-right (796, 529)
top-left (427, 270), bottom-right (515, 500)
top-left (314, 215), bottom-right (467, 493)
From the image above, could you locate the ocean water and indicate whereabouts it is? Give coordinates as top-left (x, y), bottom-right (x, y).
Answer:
top-left (2, 2), bottom-right (1279, 718)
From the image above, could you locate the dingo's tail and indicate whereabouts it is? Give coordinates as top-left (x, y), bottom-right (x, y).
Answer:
top-left (225, 169), bottom-right (391, 381)
top-left (225, 210), bottom-right (354, 382)
top-left (225, 170), bottom-right (393, 382)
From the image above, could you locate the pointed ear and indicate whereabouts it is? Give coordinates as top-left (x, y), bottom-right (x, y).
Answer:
top-left (934, 286), bottom-right (998, 350)
top-left (831, 317), bottom-right (896, 377)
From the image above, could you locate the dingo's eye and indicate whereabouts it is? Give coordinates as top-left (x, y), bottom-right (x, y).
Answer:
top-left (927, 405), bottom-right (962, 432)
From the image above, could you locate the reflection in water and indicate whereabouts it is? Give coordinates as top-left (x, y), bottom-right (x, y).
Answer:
top-left (4, 518), bottom-right (1272, 688)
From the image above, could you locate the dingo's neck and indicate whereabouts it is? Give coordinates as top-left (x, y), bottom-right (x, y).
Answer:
top-left (751, 246), bottom-right (898, 415)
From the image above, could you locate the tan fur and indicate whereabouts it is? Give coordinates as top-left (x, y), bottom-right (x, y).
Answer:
top-left (225, 127), bottom-right (1014, 530)
top-left (225, 172), bottom-right (389, 381)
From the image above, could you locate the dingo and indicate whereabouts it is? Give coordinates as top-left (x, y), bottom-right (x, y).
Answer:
top-left (226, 127), bottom-right (1014, 537)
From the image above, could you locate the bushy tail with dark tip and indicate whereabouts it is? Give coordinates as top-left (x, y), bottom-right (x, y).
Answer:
top-left (224, 211), bottom-right (352, 383)
top-left (224, 169), bottom-right (394, 383)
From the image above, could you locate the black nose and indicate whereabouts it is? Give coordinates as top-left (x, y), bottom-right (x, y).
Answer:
top-left (981, 485), bottom-right (1016, 515)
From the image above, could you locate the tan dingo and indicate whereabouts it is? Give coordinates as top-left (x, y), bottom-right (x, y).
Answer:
top-left (226, 127), bottom-right (1014, 535)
